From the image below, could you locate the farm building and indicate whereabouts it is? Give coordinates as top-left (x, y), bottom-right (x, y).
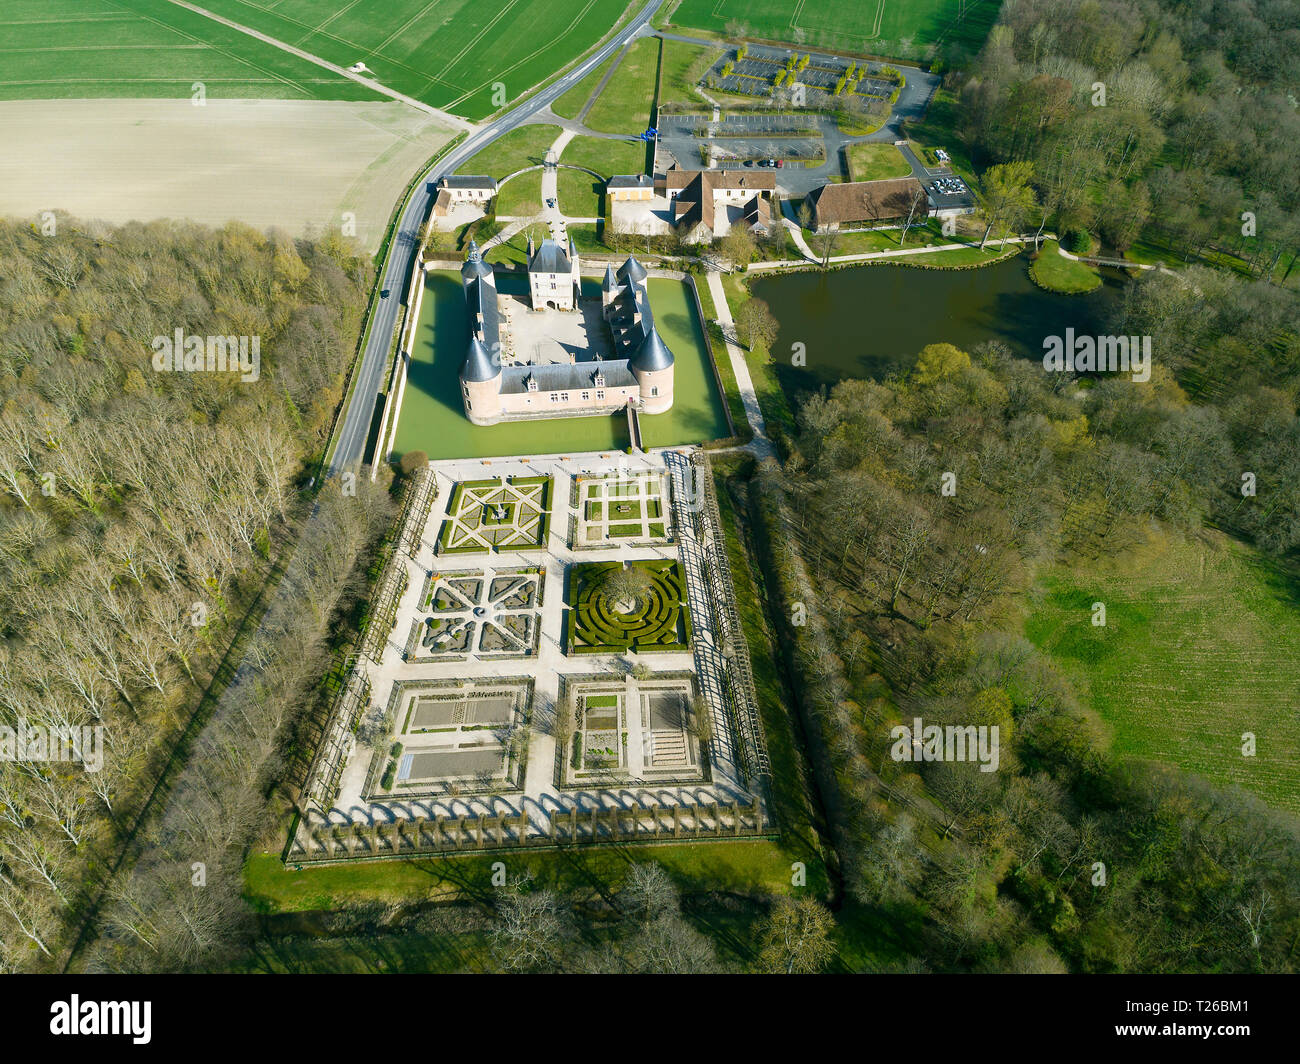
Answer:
top-left (805, 177), bottom-right (928, 231)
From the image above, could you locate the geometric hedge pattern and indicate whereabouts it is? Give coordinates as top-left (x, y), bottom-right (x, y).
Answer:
top-left (437, 476), bottom-right (552, 554)
top-left (567, 560), bottom-right (692, 655)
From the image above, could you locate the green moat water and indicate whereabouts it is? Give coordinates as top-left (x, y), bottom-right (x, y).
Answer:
top-left (751, 255), bottom-right (1128, 404)
top-left (391, 271), bottom-right (729, 461)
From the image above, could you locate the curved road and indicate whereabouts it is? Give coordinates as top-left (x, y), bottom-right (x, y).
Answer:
top-left (329, 0), bottom-right (664, 475)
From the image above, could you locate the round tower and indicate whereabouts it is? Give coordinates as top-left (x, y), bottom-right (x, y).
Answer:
top-left (461, 337), bottom-right (502, 425)
top-left (629, 326), bottom-right (674, 414)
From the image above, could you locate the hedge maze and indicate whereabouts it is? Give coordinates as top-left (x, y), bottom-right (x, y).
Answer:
top-left (437, 477), bottom-right (552, 554)
top-left (567, 560), bottom-right (693, 654)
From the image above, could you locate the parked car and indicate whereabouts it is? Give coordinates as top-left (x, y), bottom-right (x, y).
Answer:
top-left (743, 159), bottom-right (754, 167)
top-left (775, 159), bottom-right (784, 168)
top-left (546, 198), bottom-right (556, 208)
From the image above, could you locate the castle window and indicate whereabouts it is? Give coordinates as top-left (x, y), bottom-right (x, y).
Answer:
top-left (526, 376), bottom-right (538, 392)
top-left (650, 386), bottom-right (659, 397)
top-left (596, 390), bottom-right (604, 399)
top-left (581, 391), bottom-right (590, 401)
top-left (593, 373), bottom-right (605, 388)
top-left (560, 392), bottom-right (569, 401)
top-left (549, 393), bottom-right (559, 402)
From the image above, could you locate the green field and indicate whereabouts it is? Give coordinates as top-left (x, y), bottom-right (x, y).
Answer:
top-left (551, 48), bottom-right (620, 119)
top-left (0, 0), bottom-right (379, 102)
top-left (584, 35), bottom-right (660, 134)
top-left (2, 0), bottom-right (631, 117)
top-left (559, 134), bottom-right (649, 178)
top-left (391, 271), bottom-right (729, 460)
top-left (557, 167), bottom-right (604, 218)
top-left (496, 171), bottom-right (542, 217)
top-left (1025, 534), bottom-right (1300, 814)
top-left (664, 0), bottom-right (1001, 57)
top-left (455, 123), bottom-right (559, 179)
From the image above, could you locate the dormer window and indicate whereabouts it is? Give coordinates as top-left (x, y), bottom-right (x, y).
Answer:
top-left (525, 374), bottom-right (538, 393)
top-left (593, 372), bottom-right (605, 388)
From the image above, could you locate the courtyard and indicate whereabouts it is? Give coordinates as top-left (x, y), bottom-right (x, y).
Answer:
top-left (502, 294), bottom-right (615, 367)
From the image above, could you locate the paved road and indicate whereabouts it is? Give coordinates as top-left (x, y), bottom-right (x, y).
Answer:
top-left (328, 0), bottom-right (664, 475)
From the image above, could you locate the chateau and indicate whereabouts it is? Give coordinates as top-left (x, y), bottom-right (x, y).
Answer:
top-left (459, 240), bottom-right (675, 426)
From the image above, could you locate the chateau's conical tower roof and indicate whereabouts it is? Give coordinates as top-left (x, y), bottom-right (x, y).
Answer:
top-left (602, 264), bottom-right (617, 291)
top-left (630, 326), bottom-right (674, 372)
top-left (462, 337), bottom-right (499, 382)
top-left (461, 239), bottom-right (492, 281)
top-left (617, 255), bottom-right (648, 283)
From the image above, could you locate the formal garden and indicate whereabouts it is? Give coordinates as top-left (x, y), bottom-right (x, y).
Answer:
top-left (363, 679), bottom-right (532, 800)
top-left (566, 560), bottom-right (693, 654)
top-left (573, 472), bottom-right (673, 547)
top-left (437, 476), bottom-right (553, 553)
top-left (406, 567), bottom-right (544, 660)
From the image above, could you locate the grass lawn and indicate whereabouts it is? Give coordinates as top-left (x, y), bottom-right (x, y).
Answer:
top-left (1025, 531), bottom-right (1300, 814)
top-left (246, 837), bottom-right (814, 914)
top-left (551, 50), bottom-right (620, 119)
top-left (900, 244), bottom-right (1019, 267)
top-left (454, 124), bottom-right (559, 181)
top-left (815, 224), bottom-right (941, 256)
top-left (567, 222), bottom-right (606, 255)
top-left (721, 272), bottom-right (797, 443)
top-left (560, 134), bottom-right (651, 178)
top-left (845, 143), bottom-right (911, 182)
top-left (557, 168), bottom-right (604, 218)
top-left (483, 223), bottom-right (548, 267)
top-left (584, 36), bottom-right (660, 134)
top-left (495, 172), bottom-right (542, 218)
top-left (1029, 240), bottom-right (1102, 293)
top-left (659, 38), bottom-right (718, 103)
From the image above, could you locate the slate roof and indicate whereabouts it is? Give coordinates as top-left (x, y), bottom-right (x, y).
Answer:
top-left (607, 174), bottom-right (654, 190)
top-left (442, 175), bottom-right (498, 190)
top-left (500, 361), bottom-right (637, 394)
top-left (528, 237), bottom-right (573, 274)
top-left (616, 255), bottom-right (648, 283)
top-left (461, 240), bottom-right (500, 376)
top-left (630, 327), bottom-right (674, 372)
top-left (462, 337), bottom-right (500, 382)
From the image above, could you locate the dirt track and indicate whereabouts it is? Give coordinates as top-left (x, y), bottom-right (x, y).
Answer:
top-left (0, 98), bottom-right (456, 250)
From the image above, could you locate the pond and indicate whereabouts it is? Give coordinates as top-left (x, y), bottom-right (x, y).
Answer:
top-left (750, 255), bottom-right (1129, 405)
top-left (391, 271), bottom-right (729, 461)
